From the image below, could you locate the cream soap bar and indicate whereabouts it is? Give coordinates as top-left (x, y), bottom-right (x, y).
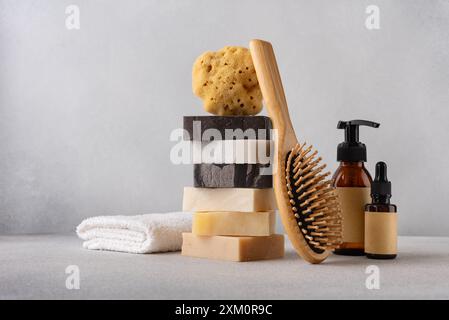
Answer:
top-left (182, 187), bottom-right (276, 212)
top-left (182, 233), bottom-right (284, 262)
top-left (193, 211), bottom-right (276, 236)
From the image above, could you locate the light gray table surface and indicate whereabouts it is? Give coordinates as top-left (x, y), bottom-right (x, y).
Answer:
top-left (0, 234), bottom-right (448, 300)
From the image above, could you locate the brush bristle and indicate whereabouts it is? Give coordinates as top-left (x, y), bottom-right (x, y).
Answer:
top-left (285, 143), bottom-right (342, 253)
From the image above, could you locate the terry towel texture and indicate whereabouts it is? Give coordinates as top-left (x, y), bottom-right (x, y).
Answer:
top-left (76, 212), bottom-right (192, 254)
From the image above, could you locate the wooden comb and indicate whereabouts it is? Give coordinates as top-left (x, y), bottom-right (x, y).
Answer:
top-left (249, 39), bottom-right (342, 264)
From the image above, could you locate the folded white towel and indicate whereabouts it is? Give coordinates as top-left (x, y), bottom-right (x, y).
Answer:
top-left (76, 212), bottom-right (192, 254)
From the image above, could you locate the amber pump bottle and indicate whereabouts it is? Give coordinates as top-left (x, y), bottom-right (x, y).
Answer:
top-left (333, 120), bottom-right (380, 256)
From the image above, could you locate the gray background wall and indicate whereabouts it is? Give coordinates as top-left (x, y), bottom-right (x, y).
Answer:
top-left (0, 0), bottom-right (448, 235)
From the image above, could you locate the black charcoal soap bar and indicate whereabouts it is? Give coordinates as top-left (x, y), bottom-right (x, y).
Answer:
top-left (194, 163), bottom-right (272, 188)
top-left (183, 116), bottom-right (272, 141)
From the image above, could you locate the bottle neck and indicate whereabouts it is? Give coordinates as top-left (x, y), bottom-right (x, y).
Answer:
top-left (339, 161), bottom-right (365, 168)
top-left (372, 194), bottom-right (391, 204)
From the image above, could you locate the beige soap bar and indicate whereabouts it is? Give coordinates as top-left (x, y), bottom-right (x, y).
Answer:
top-left (193, 211), bottom-right (275, 236)
top-left (182, 187), bottom-right (276, 212)
top-left (182, 233), bottom-right (284, 262)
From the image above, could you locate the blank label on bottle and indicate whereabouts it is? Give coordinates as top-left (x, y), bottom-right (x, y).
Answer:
top-left (365, 212), bottom-right (397, 255)
top-left (335, 187), bottom-right (371, 243)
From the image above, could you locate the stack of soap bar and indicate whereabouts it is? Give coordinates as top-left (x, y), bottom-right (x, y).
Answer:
top-left (181, 116), bottom-right (284, 262)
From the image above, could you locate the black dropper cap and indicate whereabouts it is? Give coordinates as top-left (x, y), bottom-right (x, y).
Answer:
top-left (371, 161), bottom-right (392, 197)
top-left (337, 120), bottom-right (380, 162)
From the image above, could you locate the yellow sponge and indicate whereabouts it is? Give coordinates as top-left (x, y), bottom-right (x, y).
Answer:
top-left (192, 46), bottom-right (263, 116)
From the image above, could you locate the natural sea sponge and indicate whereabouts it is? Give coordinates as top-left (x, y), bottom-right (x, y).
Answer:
top-left (192, 46), bottom-right (263, 116)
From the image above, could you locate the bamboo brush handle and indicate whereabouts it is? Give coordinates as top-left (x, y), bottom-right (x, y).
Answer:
top-left (249, 39), bottom-right (297, 150)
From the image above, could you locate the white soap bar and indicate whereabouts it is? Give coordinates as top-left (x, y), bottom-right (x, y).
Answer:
top-left (188, 140), bottom-right (273, 164)
top-left (182, 187), bottom-right (276, 212)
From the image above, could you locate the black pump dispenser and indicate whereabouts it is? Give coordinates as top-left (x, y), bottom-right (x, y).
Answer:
top-left (337, 120), bottom-right (380, 162)
top-left (371, 161), bottom-right (392, 200)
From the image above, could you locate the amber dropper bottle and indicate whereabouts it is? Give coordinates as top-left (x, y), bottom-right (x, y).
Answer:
top-left (332, 120), bottom-right (380, 256)
top-left (365, 162), bottom-right (397, 259)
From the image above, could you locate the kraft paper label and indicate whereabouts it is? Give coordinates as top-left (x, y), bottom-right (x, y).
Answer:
top-left (365, 212), bottom-right (397, 254)
top-left (335, 187), bottom-right (371, 243)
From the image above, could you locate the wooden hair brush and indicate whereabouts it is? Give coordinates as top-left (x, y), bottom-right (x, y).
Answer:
top-left (249, 39), bottom-right (342, 264)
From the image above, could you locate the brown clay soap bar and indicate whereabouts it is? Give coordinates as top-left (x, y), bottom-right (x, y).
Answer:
top-left (192, 211), bottom-right (276, 236)
top-left (194, 163), bottom-right (272, 188)
top-left (183, 116), bottom-right (272, 141)
top-left (182, 233), bottom-right (284, 262)
top-left (182, 187), bottom-right (276, 212)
